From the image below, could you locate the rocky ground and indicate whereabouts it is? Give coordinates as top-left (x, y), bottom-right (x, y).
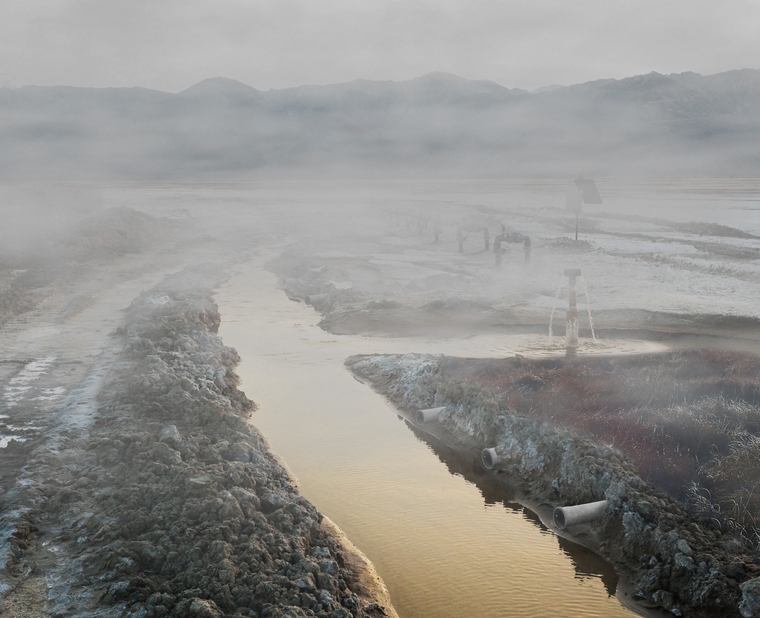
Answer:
top-left (0, 206), bottom-right (396, 618)
top-left (347, 352), bottom-right (760, 618)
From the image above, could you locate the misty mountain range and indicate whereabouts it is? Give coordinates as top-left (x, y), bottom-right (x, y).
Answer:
top-left (2, 69), bottom-right (759, 179)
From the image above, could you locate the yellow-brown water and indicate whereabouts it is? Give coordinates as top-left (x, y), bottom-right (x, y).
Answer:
top-left (217, 256), bottom-right (647, 618)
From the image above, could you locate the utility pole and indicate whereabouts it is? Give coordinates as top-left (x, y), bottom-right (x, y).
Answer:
top-left (575, 210), bottom-right (579, 241)
top-left (564, 269), bottom-right (581, 349)
top-left (569, 177), bottom-right (603, 241)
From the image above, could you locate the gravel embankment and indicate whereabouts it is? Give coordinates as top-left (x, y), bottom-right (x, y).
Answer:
top-left (1, 264), bottom-right (394, 618)
top-left (86, 266), bottom-right (393, 618)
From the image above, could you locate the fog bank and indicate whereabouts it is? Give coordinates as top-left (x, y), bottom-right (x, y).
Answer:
top-left (2, 69), bottom-right (759, 179)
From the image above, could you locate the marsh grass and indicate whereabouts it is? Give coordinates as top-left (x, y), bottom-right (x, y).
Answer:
top-left (446, 349), bottom-right (760, 539)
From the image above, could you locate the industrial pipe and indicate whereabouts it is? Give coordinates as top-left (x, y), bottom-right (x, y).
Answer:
top-left (415, 406), bottom-right (445, 424)
top-left (564, 268), bottom-right (581, 348)
top-left (481, 447), bottom-right (502, 470)
top-left (553, 500), bottom-right (607, 530)
top-left (305, 293), bottom-right (329, 305)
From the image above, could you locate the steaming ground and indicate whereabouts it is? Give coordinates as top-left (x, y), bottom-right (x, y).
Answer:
top-left (0, 179), bottom-right (758, 616)
top-left (263, 179), bottom-right (760, 341)
top-left (0, 201), bottom-right (397, 617)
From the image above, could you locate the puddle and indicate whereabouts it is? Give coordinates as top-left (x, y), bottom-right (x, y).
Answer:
top-left (494, 335), bottom-right (663, 358)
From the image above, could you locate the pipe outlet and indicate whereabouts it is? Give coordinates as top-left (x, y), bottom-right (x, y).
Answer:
top-left (481, 448), bottom-right (501, 470)
top-left (305, 293), bottom-right (329, 305)
top-left (415, 406), bottom-right (445, 424)
top-left (553, 500), bottom-right (608, 530)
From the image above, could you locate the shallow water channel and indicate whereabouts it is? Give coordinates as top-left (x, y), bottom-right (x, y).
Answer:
top-left (217, 257), bottom-right (643, 618)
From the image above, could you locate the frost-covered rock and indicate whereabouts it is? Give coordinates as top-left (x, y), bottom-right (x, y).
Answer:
top-left (741, 578), bottom-right (760, 617)
top-left (348, 352), bottom-right (759, 618)
top-left (42, 265), bottom-right (382, 618)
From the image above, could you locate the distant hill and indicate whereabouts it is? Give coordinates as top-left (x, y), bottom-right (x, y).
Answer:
top-left (1, 70), bottom-right (758, 179)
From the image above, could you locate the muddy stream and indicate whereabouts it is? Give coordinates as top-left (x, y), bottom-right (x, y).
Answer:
top-left (217, 255), bottom-right (662, 618)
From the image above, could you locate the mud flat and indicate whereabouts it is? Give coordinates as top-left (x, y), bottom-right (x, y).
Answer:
top-left (267, 178), bottom-right (760, 344)
top-left (347, 352), bottom-right (760, 618)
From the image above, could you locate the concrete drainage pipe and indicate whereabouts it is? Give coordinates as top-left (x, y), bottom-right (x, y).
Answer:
top-left (481, 448), bottom-right (501, 470)
top-left (415, 407), bottom-right (445, 424)
top-left (305, 293), bottom-right (329, 305)
top-left (553, 500), bottom-right (608, 530)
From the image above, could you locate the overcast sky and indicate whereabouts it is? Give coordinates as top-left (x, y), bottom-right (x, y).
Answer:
top-left (3, 0), bottom-right (758, 93)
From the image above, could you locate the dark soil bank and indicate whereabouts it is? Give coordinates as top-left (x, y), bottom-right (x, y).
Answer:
top-left (2, 265), bottom-right (391, 618)
top-left (347, 353), bottom-right (760, 618)
top-left (442, 351), bottom-right (760, 524)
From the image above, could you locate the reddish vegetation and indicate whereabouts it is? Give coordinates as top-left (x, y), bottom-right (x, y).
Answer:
top-left (443, 350), bottom-right (760, 526)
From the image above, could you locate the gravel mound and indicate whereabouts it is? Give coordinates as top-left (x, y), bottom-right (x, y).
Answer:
top-left (82, 265), bottom-right (388, 618)
top-left (0, 265), bottom-right (389, 618)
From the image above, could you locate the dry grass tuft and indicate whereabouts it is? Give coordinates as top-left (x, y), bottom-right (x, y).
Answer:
top-left (445, 349), bottom-right (760, 538)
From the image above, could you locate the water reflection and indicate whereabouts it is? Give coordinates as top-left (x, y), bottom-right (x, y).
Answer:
top-left (217, 259), bottom-right (637, 618)
top-left (406, 421), bottom-right (619, 597)
top-left (558, 537), bottom-right (618, 594)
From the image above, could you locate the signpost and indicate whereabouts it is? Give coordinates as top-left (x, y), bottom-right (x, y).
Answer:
top-left (566, 177), bottom-right (602, 241)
